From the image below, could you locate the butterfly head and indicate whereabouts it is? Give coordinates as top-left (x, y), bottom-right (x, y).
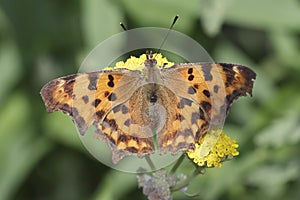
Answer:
top-left (144, 51), bottom-right (157, 68)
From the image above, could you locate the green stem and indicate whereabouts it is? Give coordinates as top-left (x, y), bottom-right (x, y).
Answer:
top-left (170, 154), bottom-right (185, 174)
top-left (145, 155), bottom-right (156, 171)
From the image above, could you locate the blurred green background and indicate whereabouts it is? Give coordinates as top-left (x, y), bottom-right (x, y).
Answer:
top-left (1, 0), bottom-right (300, 199)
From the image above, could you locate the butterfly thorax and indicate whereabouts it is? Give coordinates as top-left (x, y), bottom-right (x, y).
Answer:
top-left (141, 57), bottom-right (166, 108)
top-left (143, 53), bottom-right (162, 83)
top-left (125, 56), bottom-right (167, 133)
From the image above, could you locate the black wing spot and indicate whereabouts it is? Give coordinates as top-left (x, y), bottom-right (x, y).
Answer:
top-left (126, 147), bottom-right (138, 153)
top-left (61, 103), bottom-right (71, 113)
top-left (183, 128), bottom-right (193, 137)
top-left (122, 105), bottom-right (129, 114)
top-left (214, 85), bottom-right (219, 93)
top-left (202, 64), bottom-right (213, 81)
top-left (108, 74), bottom-right (114, 81)
top-left (201, 101), bottom-right (211, 113)
top-left (203, 89), bottom-right (211, 98)
top-left (188, 75), bottom-right (194, 81)
top-left (108, 93), bottom-right (117, 101)
top-left (195, 130), bottom-right (201, 141)
top-left (92, 99), bottom-right (101, 107)
top-left (199, 107), bottom-right (205, 120)
top-left (188, 86), bottom-right (196, 94)
top-left (106, 118), bottom-right (118, 130)
top-left (175, 113), bottom-right (185, 121)
top-left (178, 98), bottom-right (193, 109)
top-left (124, 119), bottom-right (131, 127)
top-left (82, 95), bottom-right (89, 104)
top-left (191, 112), bottom-right (199, 124)
top-left (112, 105), bottom-right (121, 113)
top-left (96, 110), bottom-right (105, 119)
top-left (104, 91), bottom-right (110, 97)
top-left (118, 135), bottom-right (127, 143)
top-left (88, 74), bottom-right (98, 90)
top-left (107, 81), bottom-right (114, 88)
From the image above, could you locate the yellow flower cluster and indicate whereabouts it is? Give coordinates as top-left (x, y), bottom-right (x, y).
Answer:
top-left (112, 53), bottom-right (174, 70)
top-left (186, 129), bottom-right (239, 168)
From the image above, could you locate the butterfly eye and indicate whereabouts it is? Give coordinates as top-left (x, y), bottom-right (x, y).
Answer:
top-left (144, 58), bottom-right (157, 67)
top-left (145, 51), bottom-right (157, 67)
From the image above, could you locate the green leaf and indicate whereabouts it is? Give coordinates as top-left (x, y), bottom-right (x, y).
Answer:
top-left (225, 0), bottom-right (300, 31)
top-left (44, 112), bottom-right (83, 150)
top-left (0, 9), bottom-right (21, 103)
top-left (81, 0), bottom-right (124, 49)
top-left (200, 0), bottom-right (235, 36)
top-left (255, 110), bottom-right (300, 148)
top-left (269, 30), bottom-right (300, 70)
top-left (0, 93), bottom-right (52, 200)
top-left (93, 171), bottom-right (137, 200)
top-left (119, 0), bottom-right (198, 32)
top-left (246, 162), bottom-right (299, 199)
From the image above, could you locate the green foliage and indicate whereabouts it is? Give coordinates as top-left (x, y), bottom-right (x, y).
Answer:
top-left (0, 0), bottom-right (300, 199)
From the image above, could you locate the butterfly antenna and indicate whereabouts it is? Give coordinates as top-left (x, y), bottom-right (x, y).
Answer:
top-left (120, 22), bottom-right (128, 31)
top-left (154, 15), bottom-right (179, 57)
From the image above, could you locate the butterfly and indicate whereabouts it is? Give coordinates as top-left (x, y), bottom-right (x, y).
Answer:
top-left (40, 52), bottom-right (256, 164)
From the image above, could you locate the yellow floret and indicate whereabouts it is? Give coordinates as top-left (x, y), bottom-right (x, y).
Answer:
top-left (106, 53), bottom-right (174, 70)
top-left (186, 129), bottom-right (239, 168)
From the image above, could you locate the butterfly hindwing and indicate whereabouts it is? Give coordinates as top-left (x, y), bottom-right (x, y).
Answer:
top-left (95, 98), bottom-right (155, 163)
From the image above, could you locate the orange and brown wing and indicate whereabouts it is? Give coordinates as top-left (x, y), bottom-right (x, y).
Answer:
top-left (40, 71), bottom-right (134, 134)
top-left (167, 63), bottom-right (256, 120)
top-left (40, 70), bottom-right (155, 163)
top-left (95, 93), bottom-right (155, 163)
top-left (159, 63), bottom-right (256, 154)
